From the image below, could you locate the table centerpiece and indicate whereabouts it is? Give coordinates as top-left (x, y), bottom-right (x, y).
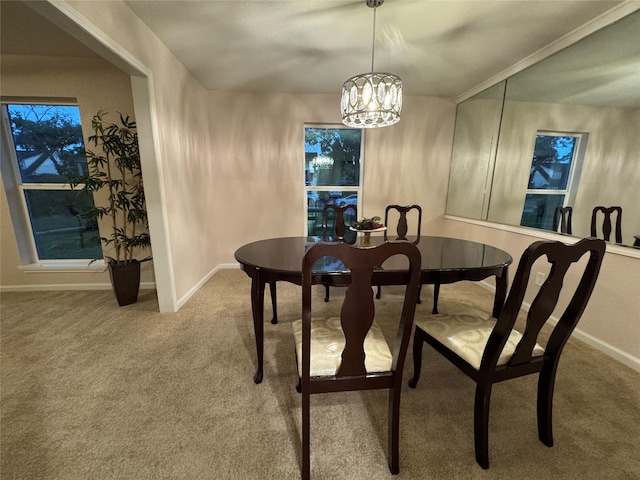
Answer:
top-left (350, 216), bottom-right (387, 247)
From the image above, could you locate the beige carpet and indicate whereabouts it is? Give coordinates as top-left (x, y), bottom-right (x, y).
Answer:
top-left (1, 269), bottom-right (639, 480)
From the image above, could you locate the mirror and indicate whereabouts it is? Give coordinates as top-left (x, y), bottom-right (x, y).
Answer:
top-left (446, 10), bottom-right (640, 248)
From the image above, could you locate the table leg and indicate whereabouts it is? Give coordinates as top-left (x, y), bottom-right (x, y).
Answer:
top-left (492, 267), bottom-right (509, 318)
top-left (250, 271), bottom-right (266, 384)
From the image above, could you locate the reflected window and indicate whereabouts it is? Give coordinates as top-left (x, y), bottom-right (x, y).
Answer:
top-left (520, 131), bottom-right (586, 231)
top-left (304, 126), bottom-right (362, 236)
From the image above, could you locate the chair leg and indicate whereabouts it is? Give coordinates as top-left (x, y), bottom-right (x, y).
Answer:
top-left (537, 360), bottom-right (558, 447)
top-left (432, 283), bottom-right (441, 314)
top-left (269, 281), bottom-right (278, 324)
top-left (302, 388), bottom-right (310, 480)
top-left (408, 328), bottom-right (426, 388)
top-left (417, 284), bottom-right (422, 304)
top-left (387, 386), bottom-right (402, 474)
top-left (324, 284), bottom-right (330, 302)
top-left (474, 384), bottom-right (492, 469)
top-left (376, 285), bottom-right (382, 299)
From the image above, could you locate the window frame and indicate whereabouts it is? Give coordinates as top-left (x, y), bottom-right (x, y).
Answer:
top-left (303, 123), bottom-right (364, 236)
top-left (0, 99), bottom-right (105, 270)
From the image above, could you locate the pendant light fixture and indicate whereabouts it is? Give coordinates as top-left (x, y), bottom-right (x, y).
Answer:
top-left (341, 0), bottom-right (402, 128)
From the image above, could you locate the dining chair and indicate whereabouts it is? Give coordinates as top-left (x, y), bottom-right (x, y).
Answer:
top-left (321, 203), bottom-right (357, 302)
top-left (591, 205), bottom-right (622, 244)
top-left (376, 204), bottom-right (424, 304)
top-left (552, 206), bottom-right (573, 234)
top-left (292, 241), bottom-right (422, 480)
top-left (408, 237), bottom-right (606, 469)
top-left (267, 203), bottom-right (357, 324)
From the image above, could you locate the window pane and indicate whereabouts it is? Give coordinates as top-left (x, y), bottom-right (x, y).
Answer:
top-left (7, 105), bottom-right (88, 184)
top-left (24, 190), bottom-right (102, 260)
top-left (305, 127), bottom-right (361, 187)
top-left (527, 135), bottom-right (577, 190)
top-left (520, 193), bottom-right (565, 231)
top-left (307, 189), bottom-right (358, 236)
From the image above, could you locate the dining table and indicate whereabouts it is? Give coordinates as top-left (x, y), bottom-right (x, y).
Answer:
top-left (234, 234), bottom-right (513, 383)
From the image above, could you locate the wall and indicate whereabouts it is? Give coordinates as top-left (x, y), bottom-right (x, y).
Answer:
top-left (489, 101), bottom-right (640, 245)
top-left (0, 54), bottom-right (155, 288)
top-left (443, 217), bottom-right (640, 371)
top-left (1, 1), bottom-right (456, 308)
top-left (207, 91), bottom-right (456, 264)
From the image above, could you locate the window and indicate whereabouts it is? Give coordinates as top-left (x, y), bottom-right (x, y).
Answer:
top-left (0, 102), bottom-right (102, 263)
top-left (304, 126), bottom-right (362, 236)
top-left (520, 131), bottom-right (586, 231)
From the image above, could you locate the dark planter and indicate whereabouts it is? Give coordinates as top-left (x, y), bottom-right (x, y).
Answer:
top-left (108, 260), bottom-right (141, 306)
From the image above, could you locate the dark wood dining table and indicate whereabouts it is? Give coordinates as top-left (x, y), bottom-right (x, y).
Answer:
top-left (234, 235), bottom-right (513, 383)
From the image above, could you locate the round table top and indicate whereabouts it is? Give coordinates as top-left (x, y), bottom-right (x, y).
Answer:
top-left (234, 235), bottom-right (512, 276)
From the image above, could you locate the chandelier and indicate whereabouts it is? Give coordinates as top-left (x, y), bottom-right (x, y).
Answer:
top-left (311, 156), bottom-right (334, 169)
top-left (341, 0), bottom-right (402, 128)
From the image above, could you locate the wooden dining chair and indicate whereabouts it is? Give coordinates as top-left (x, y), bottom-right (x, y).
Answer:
top-left (591, 205), bottom-right (622, 244)
top-left (552, 206), bottom-right (573, 235)
top-left (267, 203), bottom-right (357, 324)
top-left (377, 204), bottom-right (424, 304)
top-left (293, 241), bottom-right (422, 480)
top-left (321, 203), bottom-right (357, 302)
top-left (408, 237), bottom-right (606, 469)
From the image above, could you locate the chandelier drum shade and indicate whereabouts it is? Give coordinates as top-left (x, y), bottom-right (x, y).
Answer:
top-left (341, 72), bottom-right (402, 128)
top-left (341, 0), bottom-right (402, 129)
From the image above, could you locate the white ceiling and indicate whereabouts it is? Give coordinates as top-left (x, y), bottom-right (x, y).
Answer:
top-left (121, 0), bottom-right (623, 98)
top-left (0, 0), bottom-right (632, 100)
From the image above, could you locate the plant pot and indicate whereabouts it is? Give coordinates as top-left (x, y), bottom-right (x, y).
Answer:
top-left (108, 260), bottom-right (141, 306)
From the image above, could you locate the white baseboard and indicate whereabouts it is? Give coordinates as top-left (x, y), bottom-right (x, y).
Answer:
top-left (1, 282), bottom-right (156, 292)
top-left (175, 263), bottom-right (239, 309)
top-left (475, 281), bottom-right (640, 373)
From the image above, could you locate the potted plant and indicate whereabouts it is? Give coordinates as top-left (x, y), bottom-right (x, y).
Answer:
top-left (69, 109), bottom-right (151, 306)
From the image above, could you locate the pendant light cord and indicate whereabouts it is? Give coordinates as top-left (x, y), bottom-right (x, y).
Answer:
top-left (371, 6), bottom-right (377, 72)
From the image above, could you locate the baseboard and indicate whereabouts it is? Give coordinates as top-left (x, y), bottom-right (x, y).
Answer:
top-left (175, 263), bottom-right (239, 310)
top-left (1, 282), bottom-right (156, 292)
top-left (475, 280), bottom-right (640, 373)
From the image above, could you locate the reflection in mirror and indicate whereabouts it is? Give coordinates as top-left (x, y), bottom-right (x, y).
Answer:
top-left (446, 10), bottom-right (640, 248)
top-left (446, 81), bottom-right (505, 220)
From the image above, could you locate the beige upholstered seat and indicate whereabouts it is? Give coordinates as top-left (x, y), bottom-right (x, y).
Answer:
top-left (414, 311), bottom-right (544, 371)
top-left (292, 317), bottom-right (392, 377)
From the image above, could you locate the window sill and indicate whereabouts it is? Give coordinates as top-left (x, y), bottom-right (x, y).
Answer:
top-left (19, 260), bottom-right (107, 273)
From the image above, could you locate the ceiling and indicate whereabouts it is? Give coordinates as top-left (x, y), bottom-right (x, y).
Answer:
top-left (0, 0), bottom-right (629, 99)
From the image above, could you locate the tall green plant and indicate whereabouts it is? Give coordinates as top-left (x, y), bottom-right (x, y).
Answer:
top-left (69, 109), bottom-right (151, 264)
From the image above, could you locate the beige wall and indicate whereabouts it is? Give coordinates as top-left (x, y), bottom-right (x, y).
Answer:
top-left (207, 91), bottom-right (455, 264)
top-left (443, 218), bottom-right (640, 369)
top-left (0, 54), bottom-right (155, 287)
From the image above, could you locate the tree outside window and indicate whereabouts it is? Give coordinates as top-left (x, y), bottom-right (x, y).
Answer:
top-left (1, 104), bottom-right (102, 261)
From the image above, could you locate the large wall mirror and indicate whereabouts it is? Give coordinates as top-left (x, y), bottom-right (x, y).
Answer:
top-left (446, 9), bottom-right (639, 248)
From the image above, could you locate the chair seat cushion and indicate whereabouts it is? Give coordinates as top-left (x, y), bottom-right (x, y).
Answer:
top-left (292, 317), bottom-right (392, 377)
top-left (414, 310), bottom-right (545, 370)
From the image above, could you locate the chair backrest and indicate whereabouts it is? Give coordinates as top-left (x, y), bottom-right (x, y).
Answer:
top-left (482, 238), bottom-right (605, 374)
top-left (591, 206), bottom-right (622, 244)
top-left (322, 204), bottom-right (357, 240)
top-left (384, 204), bottom-right (422, 242)
top-left (301, 241), bottom-right (421, 380)
top-left (552, 206), bottom-right (573, 234)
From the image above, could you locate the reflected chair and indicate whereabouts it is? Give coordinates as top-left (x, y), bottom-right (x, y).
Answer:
top-left (322, 203), bottom-right (357, 302)
top-left (293, 241), bottom-right (422, 480)
top-left (408, 237), bottom-right (605, 469)
top-left (552, 206), bottom-right (573, 234)
top-left (376, 204), bottom-right (424, 304)
top-left (591, 205), bottom-right (622, 244)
